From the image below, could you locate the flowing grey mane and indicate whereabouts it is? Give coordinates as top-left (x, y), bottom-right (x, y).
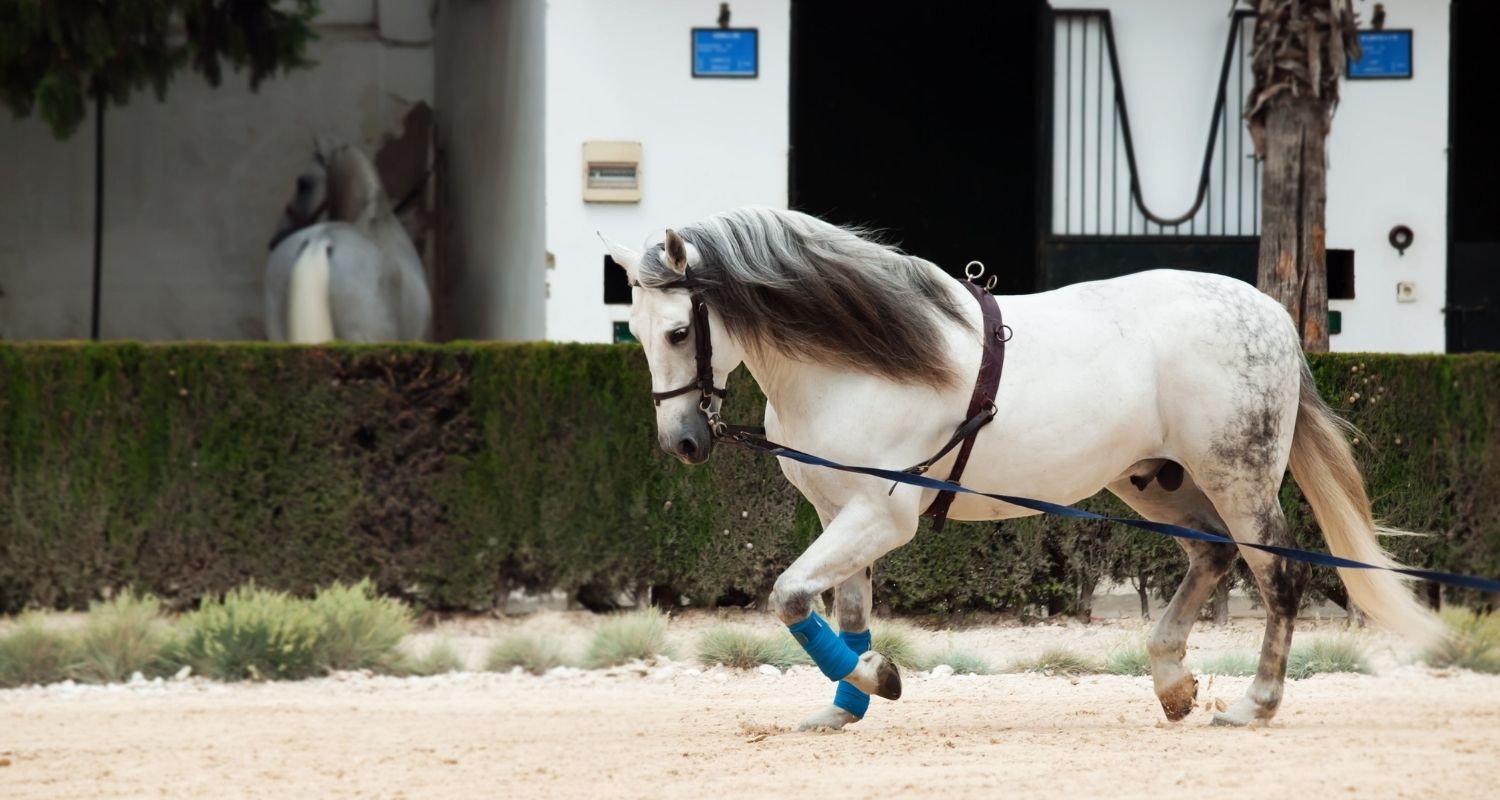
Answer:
top-left (635, 207), bottom-right (970, 388)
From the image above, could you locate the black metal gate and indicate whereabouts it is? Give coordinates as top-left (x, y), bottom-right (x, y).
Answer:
top-left (1039, 8), bottom-right (1260, 289)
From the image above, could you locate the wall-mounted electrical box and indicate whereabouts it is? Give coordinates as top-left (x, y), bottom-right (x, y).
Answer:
top-left (582, 141), bottom-right (642, 203)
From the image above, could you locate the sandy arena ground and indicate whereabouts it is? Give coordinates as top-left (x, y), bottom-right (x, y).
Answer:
top-left (2, 612), bottom-right (1498, 799)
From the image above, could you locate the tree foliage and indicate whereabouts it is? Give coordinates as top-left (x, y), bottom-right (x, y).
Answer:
top-left (0, 0), bottom-right (320, 139)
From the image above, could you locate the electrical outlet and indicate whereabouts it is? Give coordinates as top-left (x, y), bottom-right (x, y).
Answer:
top-left (1396, 281), bottom-right (1418, 303)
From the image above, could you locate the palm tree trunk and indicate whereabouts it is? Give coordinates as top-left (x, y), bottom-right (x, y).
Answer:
top-left (1257, 95), bottom-right (1330, 351)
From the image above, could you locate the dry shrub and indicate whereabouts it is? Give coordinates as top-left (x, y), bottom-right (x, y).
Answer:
top-left (407, 638), bottom-right (466, 675)
top-left (587, 608), bottom-right (670, 667)
top-left (177, 585), bottom-right (323, 681)
top-left (0, 614), bottom-right (77, 688)
top-left (487, 633), bottom-right (573, 675)
top-left (309, 580), bottom-right (413, 673)
top-left (1287, 637), bottom-right (1370, 679)
top-left (1008, 647), bottom-right (1102, 676)
top-left (75, 590), bottom-right (171, 683)
top-left (1424, 609), bottom-right (1500, 674)
top-left (695, 624), bottom-right (808, 670)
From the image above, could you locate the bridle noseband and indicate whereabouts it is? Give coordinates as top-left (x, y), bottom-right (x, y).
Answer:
top-left (642, 274), bottom-right (730, 433)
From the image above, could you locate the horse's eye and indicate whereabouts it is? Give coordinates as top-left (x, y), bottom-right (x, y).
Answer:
top-left (668, 327), bottom-right (689, 345)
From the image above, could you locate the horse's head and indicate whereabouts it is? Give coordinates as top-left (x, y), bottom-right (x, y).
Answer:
top-left (604, 229), bottom-right (744, 465)
top-left (269, 138), bottom-right (333, 250)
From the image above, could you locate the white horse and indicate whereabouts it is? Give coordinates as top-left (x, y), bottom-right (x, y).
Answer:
top-left (265, 141), bottom-right (431, 342)
top-left (605, 206), bottom-right (1441, 730)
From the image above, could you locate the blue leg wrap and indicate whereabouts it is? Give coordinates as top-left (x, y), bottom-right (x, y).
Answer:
top-left (787, 612), bottom-right (858, 682)
top-left (832, 629), bottom-right (872, 718)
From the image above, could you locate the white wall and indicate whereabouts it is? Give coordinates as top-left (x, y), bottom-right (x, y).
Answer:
top-left (1050, 0), bottom-right (1450, 353)
top-left (1326, 0), bottom-right (1448, 353)
top-left (544, 0), bottom-right (791, 343)
top-left (0, 9), bottom-right (433, 340)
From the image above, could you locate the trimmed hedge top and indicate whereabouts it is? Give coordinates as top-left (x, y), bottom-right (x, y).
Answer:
top-left (0, 343), bottom-right (1496, 614)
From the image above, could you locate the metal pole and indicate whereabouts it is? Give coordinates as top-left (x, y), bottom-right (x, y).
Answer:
top-left (91, 92), bottom-right (104, 341)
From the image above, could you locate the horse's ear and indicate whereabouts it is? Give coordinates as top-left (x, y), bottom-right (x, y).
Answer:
top-left (313, 135), bottom-right (335, 165)
top-left (598, 233), bottom-right (640, 283)
top-left (664, 229), bottom-right (689, 274)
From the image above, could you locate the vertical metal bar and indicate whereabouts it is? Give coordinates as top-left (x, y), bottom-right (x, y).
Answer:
top-left (1095, 19), bottom-right (1103, 235)
top-left (1238, 14), bottom-right (1246, 235)
top-left (1079, 19), bottom-right (1088, 235)
top-left (1112, 70), bottom-right (1119, 234)
top-left (1221, 58), bottom-right (1229, 237)
top-left (1064, 17), bottom-right (1072, 235)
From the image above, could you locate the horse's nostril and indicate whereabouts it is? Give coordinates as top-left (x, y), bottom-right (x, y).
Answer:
top-left (678, 437), bottom-right (698, 457)
top-left (297, 175), bottom-right (315, 193)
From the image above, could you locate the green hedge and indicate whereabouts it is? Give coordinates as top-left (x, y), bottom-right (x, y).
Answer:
top-left (0, 344), bottom-right (1496, 615)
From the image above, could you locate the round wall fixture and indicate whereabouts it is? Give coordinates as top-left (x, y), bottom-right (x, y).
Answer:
top-left (1389, 225), bottom-right (1414, 255)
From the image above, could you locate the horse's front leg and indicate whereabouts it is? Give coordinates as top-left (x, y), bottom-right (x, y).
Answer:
top-left (770, 503), bottom-right (913, 712)
top-left (796, 564), bottom-right (874, 731)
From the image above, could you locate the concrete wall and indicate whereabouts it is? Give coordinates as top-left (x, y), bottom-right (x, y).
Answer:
top-left (0, 6), bottom-right (436, 341)
top-left (544, 0), bottom-right (791, 343)
top-left (434, 0), bottom-right (548, 341)
top-left (1050, 0), bottom-right (1450, 353)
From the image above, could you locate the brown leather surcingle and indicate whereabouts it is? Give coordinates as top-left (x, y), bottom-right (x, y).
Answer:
top-left (920, 280), bottom-right (1007, 532)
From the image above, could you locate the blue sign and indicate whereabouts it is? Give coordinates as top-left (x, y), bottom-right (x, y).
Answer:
top-left (1348, 30), bottom-right (1412, 79)
top-left (693, 28), bottom-right (758, 78)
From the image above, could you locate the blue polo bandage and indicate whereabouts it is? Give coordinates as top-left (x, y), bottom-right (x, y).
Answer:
top-left (832, 629), bottom-right (872, 718)
top-left (787, 612), bottom-right (858, 681)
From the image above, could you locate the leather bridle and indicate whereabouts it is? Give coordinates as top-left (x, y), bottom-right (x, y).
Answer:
top-left (640, 274), bottom-right (730, 432)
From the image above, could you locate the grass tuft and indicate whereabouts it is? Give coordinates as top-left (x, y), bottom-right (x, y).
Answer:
top-left (1104, 644), bottom-right (1151, 677)
top-left (1423, 609), bottom-right (1500, 674)
top-left (695, 624), bottom-right (808, 670)
top-left (587, 607), bottom-right (671, 668)
top-left (1195, 650), bottom-right (1258, 677)
top-left (1287, 637), bottom-right (1370, 679)
top-left (177, 585), bottom-right (323, 681)
top-left (407, 638), bottom-right (466, 676)
top-left (74, 590), bottom-right (171, 683)
top-left (487, 633), bottom-right (573, 675)
top-left (0, 614), bottom-right (78, 688)
top-left (870, 621), bottom-right (922, 669)
top-left (309, 580), bottom-right (413, 673)
top-left (917, 646), bottom-right (994, 676)
top-left (1008, 646), bottom-right (1102, 676)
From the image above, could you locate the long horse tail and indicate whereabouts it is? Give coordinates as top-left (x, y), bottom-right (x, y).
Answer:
top-left (1289, 359), bottom-right (1445, 643)
top-left (287, 232), bottom-right (336, 343)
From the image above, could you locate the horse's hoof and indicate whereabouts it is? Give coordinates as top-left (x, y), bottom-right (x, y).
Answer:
top-left (845, 651), bottom-right (902, 700)
top-left (1157, 674), bottom-right (1198, 722)
top-left (1210, 696), bottom-right (1274, 728)
top-left (797, 705), bottom-right (859, 731)
top-left (871, 652), bottom-right (902, 701)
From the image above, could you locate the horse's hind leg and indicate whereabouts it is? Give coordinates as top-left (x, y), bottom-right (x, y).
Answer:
top-left (797, 565), bottom-right (873, 731)
top-left (1108, 472), bottom-right (1238, 721)
top-left (1202, 497), bottom-right (1308, 727)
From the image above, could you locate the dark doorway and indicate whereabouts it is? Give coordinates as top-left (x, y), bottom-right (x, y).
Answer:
top-left (789, 1), bottom-right (1044, 295)
top-left (1448, 0), bottom-right (1500, 352)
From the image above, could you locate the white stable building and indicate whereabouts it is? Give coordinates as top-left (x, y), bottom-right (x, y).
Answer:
top-left (3, 1), bottom-right (1494, 353)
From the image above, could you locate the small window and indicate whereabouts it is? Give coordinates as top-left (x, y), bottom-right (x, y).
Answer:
top-left (1328, 249), bottom-right (1355, 300)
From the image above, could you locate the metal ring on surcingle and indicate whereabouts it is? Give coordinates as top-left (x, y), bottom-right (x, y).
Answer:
top-left (965, 260), bottom-right (985, 281)
top-left (984, 275), bottom-right (998, 293)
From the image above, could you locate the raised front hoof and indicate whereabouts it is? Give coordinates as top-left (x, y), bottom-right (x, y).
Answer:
top-left (874, 654), bottom-right (902, 701)
top-left (846, 651), bottom-right (903, 701)
top-left (797, 705), bottom-right (860, 731)
top-left (1157, 674), bottom-right (1199, 722)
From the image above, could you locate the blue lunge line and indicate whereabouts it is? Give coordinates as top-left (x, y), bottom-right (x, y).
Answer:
top-left (740, 440), bottom-right (1500, 595)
